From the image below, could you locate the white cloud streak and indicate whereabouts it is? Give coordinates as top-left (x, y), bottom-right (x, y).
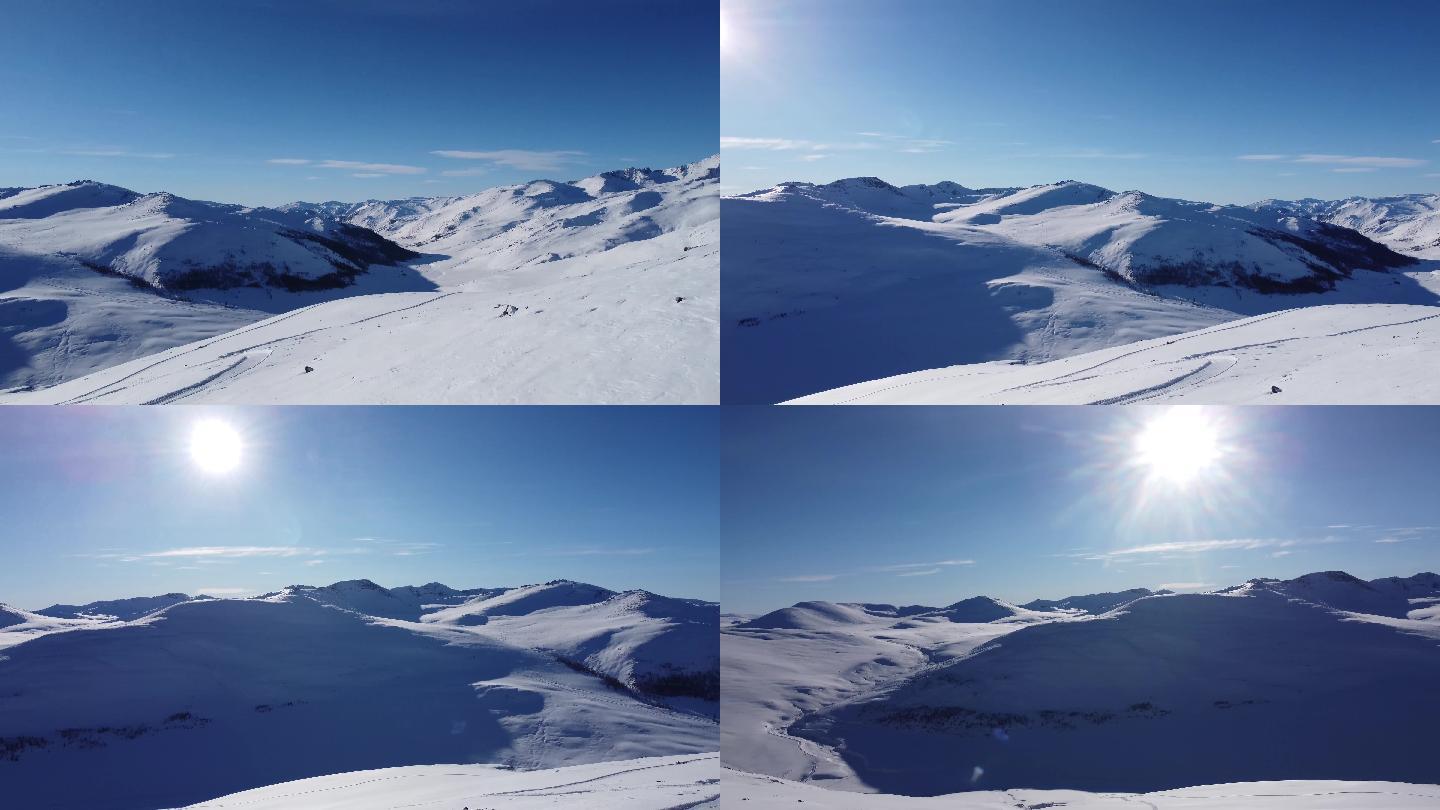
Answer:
top-left (317, 160), bottom-right (426, 175)
top-left (1239, 154), bottom-right (1427, 168)
top-left (430, 149), bottom-right (585, 172)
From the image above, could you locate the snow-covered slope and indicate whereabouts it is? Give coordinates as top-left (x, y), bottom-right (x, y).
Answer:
top-left (726, 572), bottom-right (1440, 800)
top-left (178, 753), bottom-right (719, 809)
top-left (2, 200), bottom-right (716, 403)
top-left (726, 768), bottom-right (1440, 809)
top-left (424, 581), bottom-right (720, 710)
top-left (786, 584), bottom-right (1440, 795)
top-left (0, 184), bottom-right (422, 293)
top-left (0, 579), bottom-right (717, 810)
top-left (1254, 194), bottom-right (1440, 260)
top-left (723, 176), bottom-right (1439, 403)
top-left (791, 303), bottom-right (1440, 404)
top-left (723, 597), bottom-right (1055, 786)
top-left (2, 157), bottom-right (718, 402)
top-left (294, 155), bottom-right (718, 288)
top-left (943, 182), bottom-right (1421, 292)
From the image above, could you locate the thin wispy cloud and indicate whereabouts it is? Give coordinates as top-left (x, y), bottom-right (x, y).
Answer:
top-left (316, 160), bottom-right (426, 175)
top-left (430, 149), bottom-right (585, 172)
top-left (1157, 582), bottom-right (1214, 591)
top-left (776, 573), bottom-right (838, 582)
top-left (1333, 167), bottom-right (1377, 174)
top-left (266, 158), bottom-right (312, 165)
top-left (145, 546), bottom-right (319, 559)
top-left (779, 558), bottom-right (975, 584)
top-left (721, 136), bottom-right (813, 151)
top-left (546, 547), bottom-right (655, 557)
top-left (1073, 537), bottom-right (1309, 561)
top-left (440, 167), bottom-right (489, 177)
top-left (800, 154), bottom-right (830, 162)
top-left (1238, 154), bottom-right (1427, 168)
top-left (854, 132), bottom-right (954, 153)
top-left (875, 559), bottom-right (976, 572)
top-left (1020, 149), bottom-right (1148, 160)
top-left (61, 148), bottom-right (175, 159)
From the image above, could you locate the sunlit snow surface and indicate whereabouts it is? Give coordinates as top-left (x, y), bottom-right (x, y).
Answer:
top-left (726, 769), bottom-right (1440, 809)
top-left (0, 157), bottom-right (717, 403)
top-left (723, 178), bottom-right (1440, 403)
top-left (792, 303), bottom-right (1440, 404)
top-left (173, 754), bottom-right (719, 809)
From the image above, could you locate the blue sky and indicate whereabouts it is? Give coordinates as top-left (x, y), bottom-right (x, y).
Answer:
top-left (0, 407), bottom-right (718, 610)
top-left (724, 407), bottom-right (1440, 614)
top-left (0, 0), bottom-right (717, 206)
top-left (721, 0), bottom-right (1440, 203)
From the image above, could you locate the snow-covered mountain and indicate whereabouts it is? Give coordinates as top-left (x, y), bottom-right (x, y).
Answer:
top-left (1, 156), bottom-right (718, 402)
top-left (723, 177), bottom-right (1440, 403)
top-left (725, 768), bottom-right (1440, 809)
top-left (0, 182), bottom-right (421, 294)
top-left (1253, 194), bottom-right (1440, 260)
top-left (791, 303), bottom-right (1440, 404)
top-left (723, 571), bottom-right (1440, 799)
top-left (36, 591), bottom-right (212, 621)
top-left (421, 580), bottom-right (720, 712)
top-left (182, 754), bottom-right (720, 809)
top-left (0, 578), bottom-right (718, 810)
top-left (1021, 587), bottom-right (1167, 614)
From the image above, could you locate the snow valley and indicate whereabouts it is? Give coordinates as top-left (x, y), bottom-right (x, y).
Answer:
top-left (0, 156), bottom-right (718, 404)
top-left (722, 178), bottom-right (1440, 404)
top-left (0, 578), bottom-right (719, 810)
top-left (721, 571), bottom-right (1440, 804)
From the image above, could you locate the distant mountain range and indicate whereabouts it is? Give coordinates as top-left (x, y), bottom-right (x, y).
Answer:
top-left (723, 570), bottom-right (1440, 796)
top-left (722, 177), bottom-right (1440, 403)
top-left (0, 578), bottom-right (718, 810)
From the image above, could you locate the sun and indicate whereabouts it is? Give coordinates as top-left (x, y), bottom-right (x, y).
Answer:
top-left (720, 10), bottom-right (732, 55)
top-left (190, 419), bottom-right (243, 475)
top-left (1133, 408), bottom-right (1221, 486)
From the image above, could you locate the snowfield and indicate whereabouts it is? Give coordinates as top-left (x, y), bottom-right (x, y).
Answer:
top-left (722, 571), bottom-right (1440, 799)
top-left (0, 156), bottom-right (717, 403)
top-left (725, 769), bottom-right (1440, 809)
top-left (791, 303), bottom-right (1440, 404)
top-left (0, 579), bottom-right (718, 810)
top-left (723, 176), bottom-right (1440, 403)
top-left (176, 754), bottom-right (719, 809)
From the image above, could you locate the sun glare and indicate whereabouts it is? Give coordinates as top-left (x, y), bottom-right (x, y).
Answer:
top-left (1133, 408), bottom-right (1221, 486)
top-left (190, 419), bottom-right (243, 475)
top-left (720, 10), bottom-right (732, 55)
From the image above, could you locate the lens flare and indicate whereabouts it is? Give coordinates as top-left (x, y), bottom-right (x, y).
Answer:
top-left (190, 419), bottom-right (242, 475)
top-left (1133, 407), bottom-right (1221, 486)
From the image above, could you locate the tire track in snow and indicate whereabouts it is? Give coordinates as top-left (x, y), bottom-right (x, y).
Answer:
top-left (57, 292), bottom-right (459, 404)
